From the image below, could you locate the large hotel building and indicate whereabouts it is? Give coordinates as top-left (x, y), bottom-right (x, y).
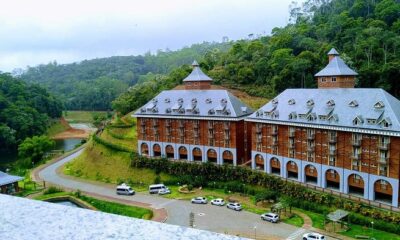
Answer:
top-left (134, 61), bottom-right (253, 166)
top-left (136, 50), bottom-right (400, 208)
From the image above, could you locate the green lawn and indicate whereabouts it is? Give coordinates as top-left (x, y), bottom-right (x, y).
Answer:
top-left (283, 214), bottom-right (304, 227)
top-left (35, 191), bottom-right (153, 219)
top-left (341, 223), bottom-right (400, 240)
top-left (46, 119), bottom-right (69, 137)
top-left (63, 111), bottom-right (108, 123)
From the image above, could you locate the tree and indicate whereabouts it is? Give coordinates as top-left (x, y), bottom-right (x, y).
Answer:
top-left (18, 136), bottom-right (55, 164)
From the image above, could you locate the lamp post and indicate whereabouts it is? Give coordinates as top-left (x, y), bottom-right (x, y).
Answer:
top-left (371, 221), bottom-right (374, 236)
top-left (253, 225), bottom-right (257, 239)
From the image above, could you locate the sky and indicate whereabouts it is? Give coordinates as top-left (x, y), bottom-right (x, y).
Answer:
top-left (0, 0), bottom-right (297, 72)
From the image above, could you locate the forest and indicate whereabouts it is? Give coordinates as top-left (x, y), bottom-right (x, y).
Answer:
top-left (113, 0), bottom-right (400, 114)
top-left (19, 42), bottom-right (232, 110)
top-left (0, 74), bottom-right (63, 152)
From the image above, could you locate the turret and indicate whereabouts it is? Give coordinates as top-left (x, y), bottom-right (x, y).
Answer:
top-left (183, 60), bottom-right (212, 90)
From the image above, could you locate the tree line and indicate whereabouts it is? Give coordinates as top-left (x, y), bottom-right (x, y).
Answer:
top-left (19, 42), bottom-right (233, 111)
top-left (113, 0), bottom-right (400, 114)
top-left (0, 74), bottom-right (63, 152)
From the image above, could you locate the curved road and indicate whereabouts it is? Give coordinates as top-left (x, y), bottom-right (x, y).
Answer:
top-left (38, 148), bottom-right (304, 239)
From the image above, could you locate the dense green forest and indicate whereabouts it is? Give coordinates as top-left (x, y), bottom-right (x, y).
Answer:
top-left (19, 42), bottom-right (232, 110)
top-left (113, 0), bottom-right (400, 114)
top-left (0, 74), bottom-right (63, 151)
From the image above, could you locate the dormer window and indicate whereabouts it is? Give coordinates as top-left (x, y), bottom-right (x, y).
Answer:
top-left (307, 99), bottom-right (314, 107)
top-left (271, 99), bottom-right (278, 105)
top-left (288, 99), bottom-right (296, 105)
top-left (307, 113), bottom-right (317, 121)
top-left (367, 119), bottom-right (376, 124)
top-left (353, 116), bottom-right (364, 126)
top-left (374, 101), bottom-right (385, 109)
top-left (271, 110), bottom-right (279, 119)
top-left (178, 98), bottom-right (184, 105)
top-left (241, 107), bottom-right (247, 113)
top-left (378, 118), bottom-right (392, 128)
top-left (255, 110), bottom-right (263, 117)
top-left (328, 114), bottom-right (339, 123)
top-left (326, 100), bottom-right (335, 107)
top-left (208, 109), bottom-right (215, 115)
top-left (191, 98), bottom-right (197, 104)
top-left (205, 98), bottom-right (212, 104)
top-left (349, 100), bottom-right (359, 107)
top-left (140, 107), bottom-right (146, 113)
top-left (165, 108), bottom-right (171, 113)
top-left (164, 98), bottom-right (170, 103)
top-left (289, 112), bottom-right (297, 120)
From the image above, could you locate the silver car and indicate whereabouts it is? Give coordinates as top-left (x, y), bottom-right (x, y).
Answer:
top-left (191, 197), bottom-right (207, 204)
top-left (226, 202), bottom-right (242, 211)
top-left (210, 198), bottom-right (225, 206)
top-left (261, 212), bottom-right (279, 223)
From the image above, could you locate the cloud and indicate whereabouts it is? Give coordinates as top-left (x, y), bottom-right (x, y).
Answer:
top-left (0, 0), bottom-right (294, 71)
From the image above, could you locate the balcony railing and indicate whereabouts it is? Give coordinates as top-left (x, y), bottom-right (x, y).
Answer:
top-left (352, 139), bottom-right (361, 147)
top-left (379, 142), bottom-right (389, 151)
top-left (289, 131), bottom-right (295, 138)
top-left (329, 149), bottom-right (336, 156)
top-left (379, 157), bottom-right (388, 165)
top-left (329, 136), bottom-right (337, 143)
top-left (272, 140), bottom-right (278, 146)
top-left (271, 128), bottom-right (278, 135)
top-left (289, 142), bottom-right (295, 149)
top-left (256, 127), bottom-right (262, 134)
top-left (379, 170), bottom-right (387, 177)
top-left (307, 133), bottom-right (315, 140)
top-left (351, 153), bottom-right (361, 160)
top-left (307, 146), bottom-right (315, 152)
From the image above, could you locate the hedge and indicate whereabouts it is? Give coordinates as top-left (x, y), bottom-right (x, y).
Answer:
top-left (130, 154), bottom-right (400, 234)
top-left (106, 128), bottom-right (134, 140)
top-left (108, 124), bottom-right (134, 128)
top-left (92, 135), bottom-right (134, 153)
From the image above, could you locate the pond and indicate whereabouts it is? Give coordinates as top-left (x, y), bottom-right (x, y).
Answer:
top-left (0, 138), bottom-right (84, 171)
top-left (54, 138), bottom-right (83, 152)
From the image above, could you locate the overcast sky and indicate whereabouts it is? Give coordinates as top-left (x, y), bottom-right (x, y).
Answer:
top-left (0, 0), bottom-right (297, 72)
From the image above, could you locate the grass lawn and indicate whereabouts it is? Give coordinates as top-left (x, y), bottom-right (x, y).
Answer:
top-left (46, 119), bottom-right (70, 137)
top-left (35, 191), bottom-right (153, 220)
top-left (297, 209), bottom-right (326, 229)
top-left (283, 214), bottom-right (304, 227)
top-left (64, 140), bottom-right (175, 186)
top-left (63, 111), bottom-right (108, 123)
top-left (101, 129), bottom-right (136, 150)
top-left (341, 223), bottom-right (400, 240)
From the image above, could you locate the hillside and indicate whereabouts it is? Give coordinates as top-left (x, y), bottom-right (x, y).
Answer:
top-left (19, 42), bottom-right (233, 111)
top-left (0, 74), bottom-right (63, 152)
top-left (113, 0), bottom-right (400, 114)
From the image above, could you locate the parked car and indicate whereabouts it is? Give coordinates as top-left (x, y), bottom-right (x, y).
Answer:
top-left (116, 183), bottom-right (135, 195)
top-left (261, 212), bottom-right (279, 223)
top-left (149, 184), bottom-right (168, 194)
top-left (303, 232), bottom-right (325, 240)
top-left (191, 197), bottom-right (208, 204)
top-left (210, 198), bottom-right (225, 206)
top-left (158, 188), bottom-right (171, 195)
top-left (226, 202), bottom-right (242, 211)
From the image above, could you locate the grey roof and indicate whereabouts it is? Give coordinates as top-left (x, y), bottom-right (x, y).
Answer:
top-left (134, 90), bottom-right (253, 119)
top-left (247, 88), bottom-right (400, 133)
top-left (183, 61), bottom-right (213, 82)
top-left (0, 194), bottom-right (242, 240)
top-left (0, 171), bottom-right (23, 186)
top-left (315, 56), bottom-right (358, 77)
top-left (327, 48), bottom-right (339, 55)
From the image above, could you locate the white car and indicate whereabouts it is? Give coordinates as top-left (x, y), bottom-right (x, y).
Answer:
top-left (158, 188), bottom-right (171, 195)
top-left (303, 232), bottom-right (325, 240)
top-left (226, 202), bottom-right (242, 211)
top-left (261, 212), bottom-right (279, 223)
top-left (191, 197), bottom-right (208, 204)
top-left (116, 183), bottom-right (135, 195)
top-left (210, 198), bottom-right (225, 206)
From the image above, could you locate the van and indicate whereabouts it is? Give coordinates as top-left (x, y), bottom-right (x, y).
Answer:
top-left (116, 183), bottom-right (135, 195)
top-left (149, 184), bottom-right (167, 194)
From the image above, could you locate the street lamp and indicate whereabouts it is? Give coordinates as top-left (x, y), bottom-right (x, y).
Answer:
top-left (371, 221), bottom-right (374, 235)
top-left (253, 225), bottom-right (257, 239)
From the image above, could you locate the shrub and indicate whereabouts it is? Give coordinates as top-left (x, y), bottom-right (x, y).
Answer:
top-left (153, 175), bottom-right (161, 184)
top-left (44, 186), bottom-right (63, 195)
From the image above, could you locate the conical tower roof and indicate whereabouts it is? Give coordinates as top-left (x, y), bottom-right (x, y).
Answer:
top-left (183, 60), bottom-right (212, 82)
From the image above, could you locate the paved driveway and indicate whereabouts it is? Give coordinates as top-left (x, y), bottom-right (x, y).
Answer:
top-left (38, 148), bottom-right (305, 239)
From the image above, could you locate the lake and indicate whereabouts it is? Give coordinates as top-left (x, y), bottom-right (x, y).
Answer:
top-left (0, 138), bottom-right (83, 171)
